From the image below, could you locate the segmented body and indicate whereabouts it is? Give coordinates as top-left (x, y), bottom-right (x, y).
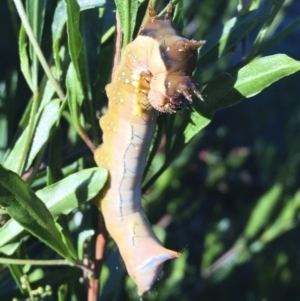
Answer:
top-left (94, 2), bottom-right (205, 295)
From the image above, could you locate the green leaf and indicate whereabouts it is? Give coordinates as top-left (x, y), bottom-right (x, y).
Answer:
top-left (77, 230), bottom-right (95, 260)
top-left (19, 25), bottom-right (33, 91)
top-left (39, 77), bottom-right (58, 109)
top-left (197, 73), bottom-right (236, 117)
top-left (259, 190), bottom-right (300, 243)
top-left (26, 0), bottom-right (47, 88)
top-left (220, 54), bottom-right (300, 109)
top-left (53, 0), bottom-right (108, 39)
top-left (65, 0), bottom-right (107, 99)
top-left (66, 63), bottom-right (84, 131)
top-left (240, 54), bottom-right (300, 95)
top-left (39, 167), bottom-right (107, 217)
top-left (2, 77), bottom-right (57, 171)
top-left (3, 99), bottom-right (61, 173)
top-left (76, 8), bottom-right (100, 142)
top-left (183, 110), bottom-right (211, 145)
top-left (0, 242), bottom-right (22, 256)
top-left (198, 55), bottom-right (300, 114)
top-left (26, 99), bottom-right (61, 170)
top-left (256, 17), bottom-right (300, 56)
top-left (197, 10), bottom-right (259, 70)
top-left (0, 165), bottom-right (74, 260)
top-left (241, 0), bottom-right (261, 12)
top-left (8, 264), bottom-right (25, 294)
top-left (47, 126), bottom-right (64, 184)
top-left (248, 0), bottom-right (284, 60)
top-left (58, 284), bottom-right (68, 301)
top-left (243, 183), bottom-right (283, 239)
top-left (52, 0), bottom-right (110, 71)
top-left (26, 0), bottom-right (46, 52)
top-left (0, 167), bottom-right (107, 251)
top-left (66, 0), bottom-right (83, 80)
top-left (115, 0), bottom-right (138, 48)
top-left (56, 221), bottom-right (78, 259)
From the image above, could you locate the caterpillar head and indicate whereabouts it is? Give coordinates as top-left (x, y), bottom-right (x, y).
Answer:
top-left (141, 2), bottom-right (206, 113)
top-left (147, 37), bottom-right (205, 113)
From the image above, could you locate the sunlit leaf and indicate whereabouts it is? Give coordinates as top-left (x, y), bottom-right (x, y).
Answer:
top-left (115, 0), bottom-right (138, 47)
top-left (0, 167), bottom-right (107, 251)
top-left (203, 54), bottom-right (300, 113)
top-left (3, 100), bottom-right (61, 173)
top-left (0, 165), bottom-right (74, 260)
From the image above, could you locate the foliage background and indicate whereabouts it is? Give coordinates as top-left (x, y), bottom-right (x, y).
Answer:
top-left (1, 0), bottom-right (300, 300)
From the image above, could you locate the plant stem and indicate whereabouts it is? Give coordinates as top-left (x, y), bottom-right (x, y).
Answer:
top-left (88, 212), bottom-right (108, 301)
top-left (0, 258), bottom-right (94, 274)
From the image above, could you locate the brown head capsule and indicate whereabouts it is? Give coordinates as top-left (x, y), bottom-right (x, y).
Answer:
top-left (140, 2), bottom-right (206, 112)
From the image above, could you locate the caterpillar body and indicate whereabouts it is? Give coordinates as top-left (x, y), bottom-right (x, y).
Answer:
top-left (94, 2), bottom-right (205, 296)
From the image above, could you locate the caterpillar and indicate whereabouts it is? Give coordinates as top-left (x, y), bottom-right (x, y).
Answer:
top-left (94, 1), bottom-right (205, 296)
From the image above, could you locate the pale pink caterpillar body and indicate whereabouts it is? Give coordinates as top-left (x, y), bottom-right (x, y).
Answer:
top-left (94, 1), bottom-right (205, 296)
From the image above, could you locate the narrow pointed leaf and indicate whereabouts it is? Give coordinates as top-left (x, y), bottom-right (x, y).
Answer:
top-left (197, 10), bottom-right (259, 69)
top-left (218, 54), bottom-right (300, 110)
top-left (66, 0), bottom-right (83, 79)
top-left (26, 0), bottom-right (47, 88)
top-left (0, 167), bottom-right (107, 251)
top-left (3, 100), bottom-right (61, 172)
top-left (115, 0), bottom-right (138, 48)
top-left (19, 25), bottom-right (33, 91)
top-left (0, 165), bottom-right (74, 260)
top-left (66, 63), bottom-right (84, 130)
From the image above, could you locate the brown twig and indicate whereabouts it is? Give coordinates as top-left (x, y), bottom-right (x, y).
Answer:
top-left (78, 129), bottom-right (97, 153)
top-left (21, 163), bottom-right (46, 181)
top-left (87, 211), bottom-right (108, 301)
top-left (156, 213), bottom-right (173, 229)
